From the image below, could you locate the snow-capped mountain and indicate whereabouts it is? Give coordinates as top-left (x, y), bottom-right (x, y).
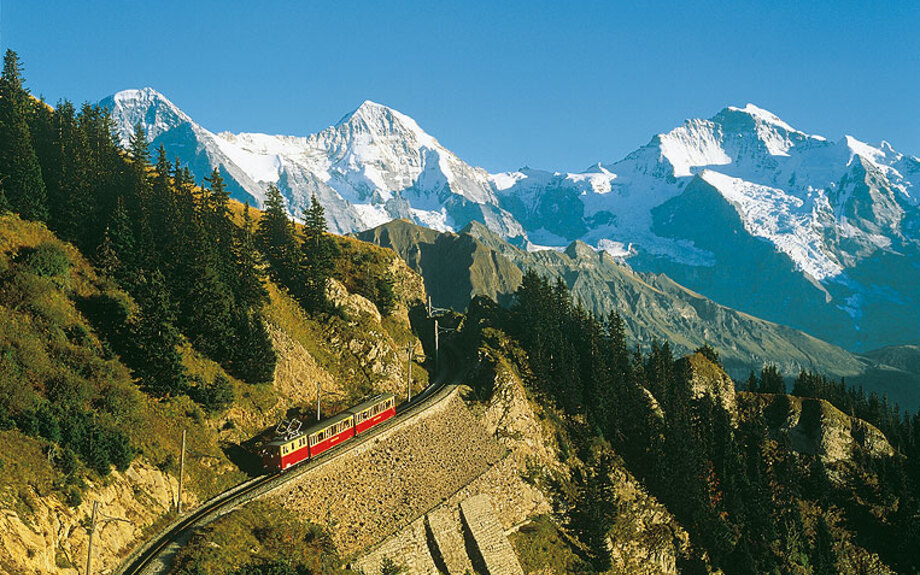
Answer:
top-left (102, 88), bottom-right (523, 239)
top-left (102, 90), bottom-right (920, 351)
top-left (492, 104), bottom-right (920, 350)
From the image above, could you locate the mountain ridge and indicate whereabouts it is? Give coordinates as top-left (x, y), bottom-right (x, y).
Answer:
top-left (102, 88), bottom-right (920, 351)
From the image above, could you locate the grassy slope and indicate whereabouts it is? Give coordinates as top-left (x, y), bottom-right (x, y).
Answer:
top-left (0, 210), bottom-right (427, 524)
top-left (170, 499), bottom-right (354, 575)
top-left (0, 213), bottom-right (251, 505)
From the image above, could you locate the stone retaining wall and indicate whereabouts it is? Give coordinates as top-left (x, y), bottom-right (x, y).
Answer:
top-left (354, 515), bottom-right (439, 575)
top-left (460, 495), bottom-right (525, 575)
top-left (426, 506), bottom-right (473, 575)
top-left (270, 391), bottom-right (506, 553)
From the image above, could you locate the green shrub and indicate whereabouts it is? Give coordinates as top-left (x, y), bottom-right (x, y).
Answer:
top-left (19, 243), bottom-right (70, 279)
top-left (64, 485), bottom-right (82, 507)
top-left (379, 557), bottom-right (403, 575)
top-left (191, 374), bottom-right (235, 414)
top-left (55, 448), bottom-right (78, 476)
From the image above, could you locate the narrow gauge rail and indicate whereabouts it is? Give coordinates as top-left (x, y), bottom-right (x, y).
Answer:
top-left (118, 377), bottom-right (449, 575)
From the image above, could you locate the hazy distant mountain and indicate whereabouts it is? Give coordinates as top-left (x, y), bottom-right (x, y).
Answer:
top-left (357, 219), bottom-right (920, 407)
top-left (103, 90), bottom-right (920, 352)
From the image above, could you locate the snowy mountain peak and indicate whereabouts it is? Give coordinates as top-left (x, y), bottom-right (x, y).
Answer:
top-left (102, 87), bottom-right (193, 147)
top-left (97, 87), bottom-right (920, 354)
top-left (726, 103), bottom-right (801, 134)
top-left (334, 99), bottom-right (440, 150)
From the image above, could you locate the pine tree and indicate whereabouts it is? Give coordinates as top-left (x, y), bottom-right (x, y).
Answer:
top-left (744, 371), bottom-right (758, 392)
top-left (234, 202), bottom-right (268, 309)
top-left (256, 183), bottom-right (299, 286)
top-left (230, 309), bottom-right (276, 384)
top-left (130, 270), bottom-right (188, 396)
top-left (203, 168), bottom-right (235, 271)
top-left (0, 49), bottom-right (48, 220)
top-left (125, 122), bottom-right (156, 268)
top-left (181, 257), bottom-right (234, 363)
top-left (759, 365), bottom-right (785, 394)
top-left (299, 193), bottom-right (337, 312)
top-left (101, 197), bottom-right (137, 286)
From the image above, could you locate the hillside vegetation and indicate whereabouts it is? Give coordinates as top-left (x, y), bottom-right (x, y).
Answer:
top-left (0, 49), bottom-right (429, 575)
top-left (458, 271), bottom-right (920, 574)
top-left (358, 219), bottom-right (920, 409)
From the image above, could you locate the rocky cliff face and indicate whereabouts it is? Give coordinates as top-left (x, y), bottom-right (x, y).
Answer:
top-left (470, 346), bottom-right (699, 575)
top-left (738, 393), bottom-right (894, 466)
top-left (680, 352), bottom-right (738, 418)
top-left (0, 459), bottom-right (192, 575)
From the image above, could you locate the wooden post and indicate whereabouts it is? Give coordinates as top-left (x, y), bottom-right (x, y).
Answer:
top-left (177, 429), bottom-right (186, 514)
top-left (407, 346), bottom-right (413, 402)
top-left (434, 318), bottom-right (439, 374)
top-left (85, 500), bottom-right (98, 575)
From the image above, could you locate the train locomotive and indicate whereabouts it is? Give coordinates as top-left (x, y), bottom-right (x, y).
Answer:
top-left (261, 393), bottom-right (396, 472)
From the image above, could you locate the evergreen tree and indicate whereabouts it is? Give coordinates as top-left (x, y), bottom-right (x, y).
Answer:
top-left (744, 371), bottom-right (758, 392)
top-left (234, 202), bottom-right (268, 309)
top-left (299, 193), bottom-right (337, 312)
top-left (130, 270), bottom-right (188, 396)
top-left (101, 198), bottom-right (137, 286)
top-left (0, 49), bottom-right (48, 220)
top-left (256, 183), bottom-right (299, 286)
top-left (230, 309), bottom-right (276, 384)
top-left (759, 364), bottom-right (785, 394)
top-left (695, 344), bottom-right (721, 366)
top-left (561, 447), bottom-right (618, 571)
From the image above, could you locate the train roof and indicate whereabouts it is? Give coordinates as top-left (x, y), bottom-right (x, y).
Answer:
top-left (301, 411), bottom-right (355, 437)
top-left (265, 432), bottom-right (305, 448)
top-left (347, 393), bottom-right (396, 414)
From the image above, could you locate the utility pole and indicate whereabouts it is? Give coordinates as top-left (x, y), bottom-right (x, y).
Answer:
top-left (84, 501), bottom-right (132, 575)
top-left (406, 345), bottom-right (413, 402)
top-left (427, 296), bottom-right (432, 318)
top-left (85, 500), bottom-right (98, 575)
top-left (316, 381), bottom-right (322, 421)
top-left (434, 318), bottom-right (439, 374)
top-left (177, 429), bottom-right (186, 514)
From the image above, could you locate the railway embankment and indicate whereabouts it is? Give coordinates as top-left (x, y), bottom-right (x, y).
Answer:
top-left (350, 359), bottom-right (552, 575)
top-left (269, 388), bottom-right (506, 553)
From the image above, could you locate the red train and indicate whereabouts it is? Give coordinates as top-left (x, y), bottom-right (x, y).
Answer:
top-left (261, 393), bottom-right (396, 472)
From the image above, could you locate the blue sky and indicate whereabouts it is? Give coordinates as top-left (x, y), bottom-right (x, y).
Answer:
top-left (3, 1), bottom-right (918, 172)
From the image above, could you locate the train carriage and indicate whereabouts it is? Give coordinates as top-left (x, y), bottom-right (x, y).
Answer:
top-left (305, 412), bottom-right (355, 458)
top-left (348, 393), bottom-right (396, 435)
top-left (261, 393), bottom-right (395, 473)
top-left (262, 431), bottom-right (310, 471)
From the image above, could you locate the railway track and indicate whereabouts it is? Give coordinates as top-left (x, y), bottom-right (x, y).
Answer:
top-left (116, 354), bottom-right (459, 575)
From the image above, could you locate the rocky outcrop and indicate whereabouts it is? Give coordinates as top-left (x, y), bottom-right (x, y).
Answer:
top-left (0, 461), bottom-right (190, 575)
top-left (606, 461), bottom-right (692, 575)
top-left (739, 393), bottom-right (894, 465)
top-left (680, 352), bottom-right (737, 418)
top-left (327, 279), bottom-right (382, 324)
top-left (268, 325), bottom-right (341, 405)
